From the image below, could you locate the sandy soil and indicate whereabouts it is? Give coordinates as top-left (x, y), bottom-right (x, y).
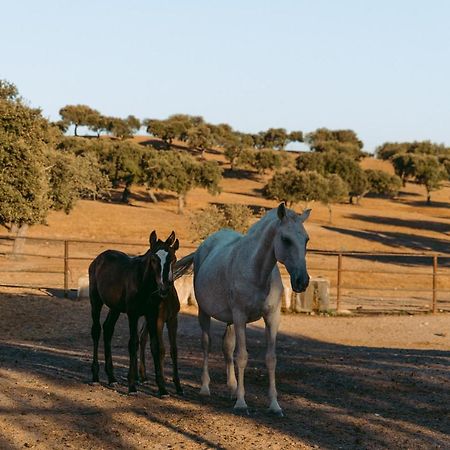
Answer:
top-left (0, 291), bottom-right (449, 449)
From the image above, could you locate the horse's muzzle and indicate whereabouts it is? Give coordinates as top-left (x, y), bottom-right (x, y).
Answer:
top-left (291, 274), bottom-right (310, 293)
top-left (158, 287), bottom-right (170, 298)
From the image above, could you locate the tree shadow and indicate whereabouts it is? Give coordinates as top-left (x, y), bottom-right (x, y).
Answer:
top-left (223, 168), bottom-right (260, 181)
top-left (323, 226), bottom-right (450, 264)
top-left (347, 214), bottom-right (450, 235)
top-left (137, 138), bottom-right (170, 150)
top-left (401, 199), bottom-right (450, 209)
top-left (0, 293), bottom-right (449, 449)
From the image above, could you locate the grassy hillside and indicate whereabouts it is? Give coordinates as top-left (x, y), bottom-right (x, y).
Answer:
top-left (20, 146), bottom-right (450, 256)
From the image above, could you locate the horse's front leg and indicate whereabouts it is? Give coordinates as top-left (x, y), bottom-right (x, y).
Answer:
top-left (146, 313), bottom-right (168, 397)
top-left (127, 314), bottom-right (139, 394)
top-left (263, 306), bottom-right (283, 416)
top-left (233, 312), bottom-right (248, 413)
top-left (222, 324), bottom-right (237, 397)
top-left (167, 315), bottom-right (183, 395)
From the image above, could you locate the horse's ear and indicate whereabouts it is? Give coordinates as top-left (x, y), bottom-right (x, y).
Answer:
top-left (299, 208), bottom-right (311, 222)
top-left (166, 230), bottom-right (176, 246)
top-left (173, 239), bottom-right (179, 252)
top-left (277, 202), bottom-right (287, 220)
top-left (149, 230), bottom-right (157, 249)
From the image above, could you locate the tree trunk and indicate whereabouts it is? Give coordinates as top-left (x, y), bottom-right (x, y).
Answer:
top-left (147, 190), bottom-right (158, 203)
top-left (74, 124), bottom-right (78, 136)
top-left (121, 185), bottom-right (131, 203)
top-left (177, 194), bottom-right (185, 215)
top-left (328, 204), bottom-right (333, 223)
top-left (426, 190), bottom-right (431, 205)
top-left (12, 224), bottom-right (29, 258)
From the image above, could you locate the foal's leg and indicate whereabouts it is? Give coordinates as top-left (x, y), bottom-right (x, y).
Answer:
top-left (147, 313), bottom-right (169, 397)
top-left (138, 318), bottom-right (150, 383)
top-left (167, 315), bottom-right (183, 395)
top-left (198, 308), bottom-right (211, 396)
top-left (90, 297), bottom-right (102, 383)
top-left (233, 312), bottom-right (249, 412)
top-left (222, 324), bottom-right (237, 397)
top-left (263, 306), bottom-right (283, 416)
top-left (103, 309), bottom-right (120, 385)
top-left (127, 314), bottom-right (139, 394)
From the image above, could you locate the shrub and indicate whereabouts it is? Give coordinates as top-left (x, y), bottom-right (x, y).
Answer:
top-left (189, 204), bottom-right (253, 241)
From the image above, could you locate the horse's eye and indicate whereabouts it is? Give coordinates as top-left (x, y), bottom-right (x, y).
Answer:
top-left (281, 236), bottom-right (291, 245)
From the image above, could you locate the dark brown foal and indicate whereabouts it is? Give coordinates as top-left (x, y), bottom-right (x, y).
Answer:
top-left (89, 230), bottom-right (180, 396)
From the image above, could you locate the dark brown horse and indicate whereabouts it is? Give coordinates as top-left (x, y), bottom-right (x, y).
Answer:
top-left (89, 230), bottom-right (181, 396)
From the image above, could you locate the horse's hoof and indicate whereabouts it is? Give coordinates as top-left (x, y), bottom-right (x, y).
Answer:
top-left (109, 382), bottom-right (119, 387)
top-left (128, 391), bottom-right (138, 396)
top-left (268, 408), bottom-right (284, 418)
top-left (90, 381), bottom-right (100, 386)
top-left (199, 386), bottom-right (210, 396)
top-left (176, 389), bottom-right (184, 396)
top-left (141, 379), bottom-right (151, 385)
top-left (233, 407), bottom-right (249, 416)
top-left (159, 392), bottom-right (170, 399)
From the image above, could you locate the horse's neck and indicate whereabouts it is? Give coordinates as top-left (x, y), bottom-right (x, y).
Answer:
top-left (139, 254), bottom-right (157, 292)
top-left (237, 220), bottom-right (277, 287)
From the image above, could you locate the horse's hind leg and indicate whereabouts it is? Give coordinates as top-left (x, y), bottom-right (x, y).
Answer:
top-left (222, 324), bottom-right (237, 397)
top-left (167, 315), bottom-right (183, 395)
top-left (103, 309), bottom-right (120, 385)
top-left (90, 287), bottom-right (102, 383)
top-left (198, 308), bottom-right (211, 396)
top-left (138, 318), bottom-right (150, 384)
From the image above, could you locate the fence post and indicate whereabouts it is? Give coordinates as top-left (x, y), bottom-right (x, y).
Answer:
top-left (336, 253), bottom-right (342, 311)
top-left (64, 240), bottom-right (69, 298)
top-left (432, 255), bottom-right (437, 313)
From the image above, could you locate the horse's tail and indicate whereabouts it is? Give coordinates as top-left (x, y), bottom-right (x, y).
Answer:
top-left (174, 252), bottom-right (195, 280)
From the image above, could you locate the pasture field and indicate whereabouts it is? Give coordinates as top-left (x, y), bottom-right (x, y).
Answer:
top-left (0, 154), bottom-right (449, 448)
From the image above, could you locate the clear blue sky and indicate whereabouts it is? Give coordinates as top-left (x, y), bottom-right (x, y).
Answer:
top-left (2, 0), bottom-right (450, 152)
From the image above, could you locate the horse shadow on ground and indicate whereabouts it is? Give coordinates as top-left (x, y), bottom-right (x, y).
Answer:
top-left (0, 293), bottom-right (449, 449)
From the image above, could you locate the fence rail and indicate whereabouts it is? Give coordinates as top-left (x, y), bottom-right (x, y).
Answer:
top-left (0, 234), bottom-right (449, 314)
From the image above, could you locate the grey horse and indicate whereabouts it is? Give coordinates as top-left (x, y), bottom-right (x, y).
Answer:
top-left (178, 202), bottom-right (310, 416)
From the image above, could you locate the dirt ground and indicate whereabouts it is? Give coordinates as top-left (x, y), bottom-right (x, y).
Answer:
top-left (0, 290), bottom-right (449, 449)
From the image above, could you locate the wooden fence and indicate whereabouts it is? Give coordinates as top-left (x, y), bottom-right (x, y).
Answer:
top-left (0, 234), bottom-right (449, 314)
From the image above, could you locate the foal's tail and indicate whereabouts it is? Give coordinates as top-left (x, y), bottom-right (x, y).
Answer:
top-left (174, 252), bottom-right (195, 280)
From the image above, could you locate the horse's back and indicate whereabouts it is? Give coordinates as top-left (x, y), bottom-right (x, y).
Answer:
top-left (89, 250), bottom-right (135, 310)
top-left (193, 229), bottom-right (242, 320)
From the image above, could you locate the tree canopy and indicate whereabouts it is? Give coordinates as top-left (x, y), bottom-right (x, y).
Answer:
top-left (143, 151), bottom-right (222, 213)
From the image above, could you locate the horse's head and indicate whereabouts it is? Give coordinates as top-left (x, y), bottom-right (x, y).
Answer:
top-left (149, 230), bottom-right (179, 298)
top-left (273, 203), bottom-right (311, 293)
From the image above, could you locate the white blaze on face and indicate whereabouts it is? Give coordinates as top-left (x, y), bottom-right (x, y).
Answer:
top-left (156, 249), bottom-right (170, 282)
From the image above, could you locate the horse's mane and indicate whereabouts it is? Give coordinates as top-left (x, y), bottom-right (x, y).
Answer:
top-left (245, 207), bottom-right (297, 237)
